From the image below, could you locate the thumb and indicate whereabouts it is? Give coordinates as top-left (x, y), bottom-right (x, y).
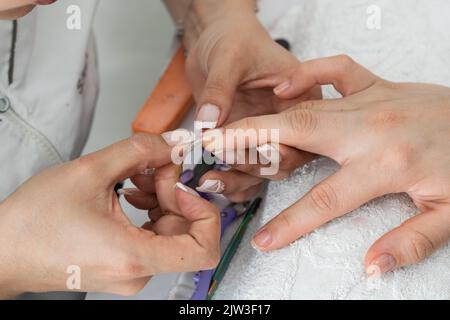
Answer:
top-left (274, 55), bottom-right (380, 100)
top-left (365, 208), bottom-right (450, 275)
top-left (195, 58), bottom-right (242, 128)
top-left (82, 133), bottom-right (172, 187)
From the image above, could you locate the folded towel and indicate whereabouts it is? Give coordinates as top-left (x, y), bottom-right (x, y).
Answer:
top-left (214, 0), bottom-right (450, 299)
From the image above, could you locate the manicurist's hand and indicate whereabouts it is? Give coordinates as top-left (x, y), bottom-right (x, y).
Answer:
top-left (0, 134), bottom-right (220, 298)
top-left (206, 55), bottom-right (450, 275)
top-left (182, 0), bottom-right (321, 201)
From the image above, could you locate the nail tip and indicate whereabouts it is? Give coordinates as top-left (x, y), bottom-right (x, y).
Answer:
top-left (196, 180), bottom-right (225, 194)
top-left (250, 239), bottom-right (263, 252)
top-left (174, 182), bottom-right (200, 197)
top-left (195, 104), bottom-right (221, 129)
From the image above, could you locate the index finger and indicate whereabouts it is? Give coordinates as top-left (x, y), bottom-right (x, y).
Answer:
top-left (204, 104), bottom-right (355, 160)
top-left (81, 134), bottom-right (173, 187)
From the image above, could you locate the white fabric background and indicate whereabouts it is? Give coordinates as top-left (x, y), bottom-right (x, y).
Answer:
top-left (214, 0), bottom-right (450, 300)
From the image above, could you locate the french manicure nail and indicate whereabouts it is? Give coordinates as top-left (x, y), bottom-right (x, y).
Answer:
top-left (252, 229), bottom-right (272, 250)
top-left (196, 179), bottom-right (225, 194)
top-left (366, 254), bottom-right (397, 277)
top-left (117, 188), bottom-right (142, 196)
top-left (274, 81), bottom-right (291, 95)
top-left (174, 182), bottom-right (200, 197)
top-left (195, 104), bottom-right (221, 129)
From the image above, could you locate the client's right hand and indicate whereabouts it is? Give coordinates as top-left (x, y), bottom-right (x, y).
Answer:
top-left (0, 134), bottom-right (220, 298)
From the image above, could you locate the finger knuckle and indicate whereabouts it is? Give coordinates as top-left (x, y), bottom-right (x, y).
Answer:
top-left (366, 109), bottom-right (408, 128)
top-left (377, 142), bottom-right (416, 174)
top-left (309, 182), bottom-right (339, 218)
top-left (278, 212), bottom-right (294, 230)
top-left (73, 153), bottom-right (97, 173)
top-left (287, 108), bottom-right (319, 137)
top-left (296, 100), bottom-right (318, 111)
top-left (129, 133), bottom-right (155, 158)
top-left (204, 80), bottom-right (230, 101)
top-left (240, 116), bottom-right (256, 132)
top-left (335, 54), bottom-right (356, 75)
top-left (401, 224), bottom-right (435, 263)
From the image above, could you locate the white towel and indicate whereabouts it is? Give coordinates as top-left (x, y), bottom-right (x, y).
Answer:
top-left (214, 0), bottom-right (450, 299)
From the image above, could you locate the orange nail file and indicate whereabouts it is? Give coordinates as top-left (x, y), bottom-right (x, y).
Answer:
top-left (132, 46), bottom-right (194, 135)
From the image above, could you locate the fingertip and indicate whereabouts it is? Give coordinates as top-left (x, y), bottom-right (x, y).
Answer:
top-left (365, 236), bottom-right (399, 275)
top-left (174, 183), bottom-right (218, 220)
top-left (252, 228), bottom-right (274, 252)
top-left (365, 252), bottom-right (398, 276)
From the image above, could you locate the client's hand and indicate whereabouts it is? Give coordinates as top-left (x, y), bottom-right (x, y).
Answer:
top-left (183, 0), bottom-right (321, 201)
top-left (0, 134), bottom-right (220, 298)
top-left (205, 55), bottom-right (450, 275)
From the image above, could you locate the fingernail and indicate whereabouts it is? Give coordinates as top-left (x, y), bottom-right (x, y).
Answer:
top-left (257, 143), bottom-right (282, 164)
top-left (117, 188), bottom-right (141, 196)
top-left (140, 168), bottom-right (155, 175)
top-left (174, 182), bottom-right (200, 197)
top-left (196, 180), bottom-right (225, 194)
top-left (274, 81), bottom-right (291, 95)
top-left (252, 229), bottom-right (272, 250)
top-left (216, 164), bottom-right (232, 172)
top-left (366, 254), bottom-right (397, 276)
top-left (195, 104), bottom-right (221, 129)
top-left (161, 129), bottom-right (194, 146)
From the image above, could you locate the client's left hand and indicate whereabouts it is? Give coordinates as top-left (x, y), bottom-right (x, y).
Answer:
top-left (183, 1), bottom-right (321, 201)
top-left (205, 55), bottom-right (450, 275)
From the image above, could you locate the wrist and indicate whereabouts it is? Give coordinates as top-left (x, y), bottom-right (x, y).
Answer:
top-left (0, 202), bottom-right (22, 298)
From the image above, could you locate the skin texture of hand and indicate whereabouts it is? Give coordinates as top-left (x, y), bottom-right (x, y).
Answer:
top-left (206, 55), bottom-right (450, 275)
top-left (0, 134), bottom-right (220, 298)
top-left (181, 0), bottom-right (321, 202)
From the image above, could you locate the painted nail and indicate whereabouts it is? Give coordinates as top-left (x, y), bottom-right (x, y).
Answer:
top-left (161, 129), bottom-right (194, 146)
top-left (196, 180), bottom-right (225, 194)
top-left (274, 81), bottom-right (291, 95)
top-left (174, 182), bottom-right (200, 197)
top-left (117, 188), bottom-right (142, 196)
top-left (252, 229), bottom-right (272, 250)
top-left (195, 104), bottom-right (221, 129)
top-left (180, 169), bottom-right (195, 184)
top-left (366, 254), bottom-right (397, 277)
top-left (257, 143), bottom-right (282, 164)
